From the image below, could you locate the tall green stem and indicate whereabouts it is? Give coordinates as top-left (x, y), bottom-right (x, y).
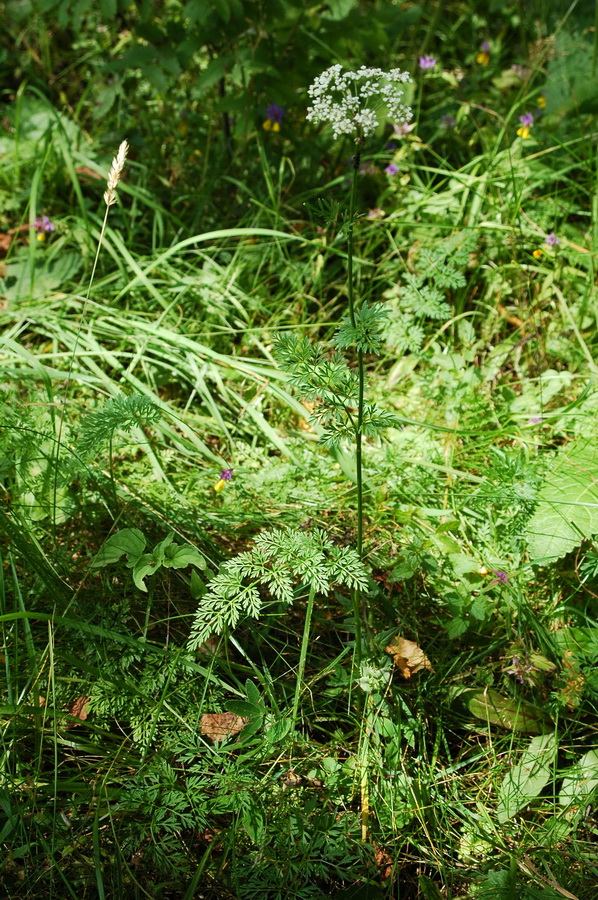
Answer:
top-left (347, 152), bottom-right (364, 663)
top-left (291, 581), bottom-right (317, 734)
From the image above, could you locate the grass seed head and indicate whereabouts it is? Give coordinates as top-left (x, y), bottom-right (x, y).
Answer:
top-left (104, 140), bottom-right (129, 207)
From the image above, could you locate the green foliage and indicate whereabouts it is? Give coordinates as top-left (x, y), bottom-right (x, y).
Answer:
top-left (92, 527), bottom-right (206, 591)
top-left (76, 392), bottom-right (162, 459)
top-left (497, 733), bottom-right (558, 823)
top-left (188, 528), bottom-right (368, 648)
top-left (274, 326), bottom-right (397, 447)
top-left (526, 437), bottom-right (598, 563)
top-left (334, 301), bottom-right (387, 355)
top-left (384, 231), bottom-right (478, 355)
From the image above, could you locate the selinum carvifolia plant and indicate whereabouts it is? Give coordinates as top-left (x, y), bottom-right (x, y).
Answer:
top-left (187, 68), bottom-right (412, 691)
top-left (275, 65), bottom-right (413, 662)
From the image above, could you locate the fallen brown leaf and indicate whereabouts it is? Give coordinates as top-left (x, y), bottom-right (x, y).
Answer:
top-left (200, 712), bottom-right (247, 742)
top-left (385, 636), bottom-right (432, 679)
top-left (68, 695), bottom-right (90, 722)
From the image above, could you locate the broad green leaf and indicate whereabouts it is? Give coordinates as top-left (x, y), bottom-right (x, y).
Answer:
top-left (526, 439), bottom-right (598, 563)
top-left (467, 689), bottom-right (545, 733)
top-left (90, 528), bottom-right (146, 568)
top-left (559, 749), bottom-right (598, 809)
top-left (190, 569), bottom-right (206, 599)
top-left (553, 627), bottom-right (598, 656)
top-left (153, 532), bottom-right (175, 563)
top-left (244, 679), bottom-right (262, 707)
top-left (162, 542), bottom-right (206, 570)
top-left (264, 719), bottom-right (291, 743)
top-left (225, 700), bottom-right (262, 721)
top-left (2, 251), bottom-right (82, 303)
top-left (497, 733), bottom-right (558, 823)
top-left (131, 553), bottom-right (162, 592)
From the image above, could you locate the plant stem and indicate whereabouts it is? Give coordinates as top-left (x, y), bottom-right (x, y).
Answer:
top-left (347, 152), bottom-right (364, 663)
top-left (291, 581), bottom-right (317, 734)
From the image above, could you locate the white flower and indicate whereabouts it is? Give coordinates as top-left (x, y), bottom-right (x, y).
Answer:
top-left (306, 65), bottom-right (412, 142)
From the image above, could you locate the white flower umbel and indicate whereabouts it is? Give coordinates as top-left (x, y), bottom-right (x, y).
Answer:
top-left (306, 64), bottom-right (412, 142)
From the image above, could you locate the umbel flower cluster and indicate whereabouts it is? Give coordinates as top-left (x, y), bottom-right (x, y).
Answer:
top-left (306, 64), bottom-right (412, 142)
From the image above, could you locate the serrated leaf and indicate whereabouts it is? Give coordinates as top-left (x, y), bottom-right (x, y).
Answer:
top-left (526, 439), bottom-right (598, 563)
top-left (559, 749), bottom-right (598, 809)
top-left (497, 733), bottom-right (558, 823)
top-left (90, 528), bottom-right (146, 568)
top-left (467, 689), bottom-right (545, 733)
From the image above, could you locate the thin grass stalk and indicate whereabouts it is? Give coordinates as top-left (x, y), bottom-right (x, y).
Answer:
top-left (291, 580), bottom-right (317, 734)
top-left (53, 141), bottom-right (128, 531)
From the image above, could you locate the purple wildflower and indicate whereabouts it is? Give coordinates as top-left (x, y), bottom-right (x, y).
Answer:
top-left (220, 468), bottom-right (234, 480)
top-left (493, 570), bottom-right (509, 584)
top-left (264, 103), bottom-right (285, 124)
top-left (545, 231), bottom-right (560, 246)
top-left (385, 163), bottom-right (399, 176)
top-left (34, 215), bottom-right (55, 234)
top-left (419, 56), bottom-right (437, 71)
top-left (480, 40), bottom-right (490, 52)
top-left (519, 112), bottom-right (534, 127)
top-left (505, 654), bottom-right (538, 686)
top-left (263, 103), bottom-right (285, 132)
top-left (441, 114), bottom-right (456, 128)
top-left (528, 416), bottom-right (542, 424)
top-left (386, 140), bottom-right (398, 151)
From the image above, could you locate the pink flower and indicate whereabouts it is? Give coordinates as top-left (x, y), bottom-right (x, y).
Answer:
top-left (385, 163), bottom-right (399, 176)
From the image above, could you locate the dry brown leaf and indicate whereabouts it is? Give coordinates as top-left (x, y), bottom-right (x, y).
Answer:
top-left (373, 845), bottom-right (394, 880)
top-left (200, 712), bottom-right (247, 742)
top-left (68, 695), bottom-right (90, 722)
top-left (385, 636), bottom-right (432, 679)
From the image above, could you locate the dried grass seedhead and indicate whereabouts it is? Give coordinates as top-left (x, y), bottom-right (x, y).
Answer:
top-left (104, 140), bottom-right (129, 207)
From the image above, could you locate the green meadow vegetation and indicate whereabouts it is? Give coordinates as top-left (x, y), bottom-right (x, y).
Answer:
top-left (2, 0), bottom-right (598, 896)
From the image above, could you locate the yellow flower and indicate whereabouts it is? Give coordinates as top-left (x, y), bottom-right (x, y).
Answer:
top-left (517, 125), bottom-right (531, 140)
top-left (532, 248), bottom-right (543, 259)
top-left (476, 51), bottom-right (490, 66)
top-left (37, 232), bottom-right (46, 242)
top-left (536, 95), bottom-right (546, 109)
top-left (213, 479), bottom-right (226, 492)
top-left (263, 119), bottom-right (272, 131)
